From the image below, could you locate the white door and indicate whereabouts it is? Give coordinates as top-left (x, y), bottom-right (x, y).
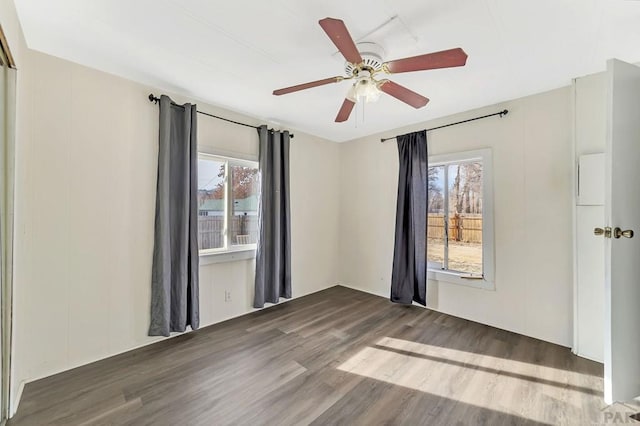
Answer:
top-left (602, 59), bottom-right (640, 404)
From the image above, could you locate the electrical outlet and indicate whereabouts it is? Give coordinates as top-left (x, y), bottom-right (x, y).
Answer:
top-left (224, 290), bottom-right (231, 302)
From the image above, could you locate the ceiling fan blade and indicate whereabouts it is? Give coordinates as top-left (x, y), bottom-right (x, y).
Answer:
top-left (383, 48), bottom-right (468, 74)
top-left (319, 18), bottom-right (363, 65)
top-left (378, 80), bottom-right (429, 108)
top-left (273, 76), bottom-right (343, 95)
top-left (335, 98), bottom-right (356, 122)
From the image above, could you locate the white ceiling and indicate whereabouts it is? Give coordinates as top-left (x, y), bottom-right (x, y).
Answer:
top-left (14, 0), bottom-right (640, 142)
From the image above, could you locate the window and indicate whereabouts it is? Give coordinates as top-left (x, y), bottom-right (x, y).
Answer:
top-left (427, 149), bottom-right (494, 289)
top-left (197, 153), bottom-right (259, 255)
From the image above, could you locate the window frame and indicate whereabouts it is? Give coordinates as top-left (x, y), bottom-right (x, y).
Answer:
top-left (427, 148), bottom-right (495, 290)
top-left (197, 151), bottom-right (259, 260)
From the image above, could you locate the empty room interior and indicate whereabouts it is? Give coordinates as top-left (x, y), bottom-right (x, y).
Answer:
top-left (1, 0), bottom-right (640, 425)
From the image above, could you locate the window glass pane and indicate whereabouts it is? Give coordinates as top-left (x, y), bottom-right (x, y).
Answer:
top-left (230, 164), bottom-right (259, 245)
top-left (198, 158), bottom-right (225, 250)
top-left (427, 165), bottom-right (445, 267)
top-left (447, 162), bottom-right (483, 274)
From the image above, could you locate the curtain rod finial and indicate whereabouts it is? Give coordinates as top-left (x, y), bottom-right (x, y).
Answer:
top-left (149, 94), bottom-right (159, 104)
top-left (500, 109), bottom-right (508, 117)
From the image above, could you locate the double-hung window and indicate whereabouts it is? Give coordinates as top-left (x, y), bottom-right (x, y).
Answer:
top-left (427, 149), bottom-right (494, 289)
top-left (197, 153), bottom-right (259, 255)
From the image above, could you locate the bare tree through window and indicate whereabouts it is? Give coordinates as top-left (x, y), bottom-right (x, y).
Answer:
top-left (427, 161), bottom-right (483, 274)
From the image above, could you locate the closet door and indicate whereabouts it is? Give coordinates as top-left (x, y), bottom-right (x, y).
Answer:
top-left (0, 32), bottom-right (16, 421)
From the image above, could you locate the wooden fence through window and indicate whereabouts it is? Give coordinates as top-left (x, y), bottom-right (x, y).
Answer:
top-left (427, 214), bottom-right (482, 243)
top-left (198, 216), bottom-right (258, 250)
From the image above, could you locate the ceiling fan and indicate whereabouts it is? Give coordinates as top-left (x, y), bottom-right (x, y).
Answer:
top-left (273, 17), bottom-right (468, 122)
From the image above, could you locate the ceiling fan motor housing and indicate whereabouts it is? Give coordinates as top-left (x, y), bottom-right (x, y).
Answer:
top-left (345, 42), bottom-right (385, 77)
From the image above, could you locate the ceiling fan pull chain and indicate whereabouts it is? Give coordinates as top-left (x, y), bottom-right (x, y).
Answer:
top-left (362, 99), bottom-right (365, 123)
top-left (355, 101), bottom-right (358, 128)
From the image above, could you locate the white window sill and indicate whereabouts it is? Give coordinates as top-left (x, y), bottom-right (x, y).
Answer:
top-left (199, 247), bottom-right (256, 265)
top-left (427, 269), bottom-right (495, 291)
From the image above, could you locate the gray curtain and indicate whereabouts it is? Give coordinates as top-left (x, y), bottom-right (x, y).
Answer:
top-left (254, 125), bottom-right (291, 308)
top-left (391, 130), bottom-right (427, 306)
top-left (149, 95), bottom-right (200, 336)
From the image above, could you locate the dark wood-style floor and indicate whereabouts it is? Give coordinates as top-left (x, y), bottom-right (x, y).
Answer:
top-left (8, 286), bottom-right (630, 425)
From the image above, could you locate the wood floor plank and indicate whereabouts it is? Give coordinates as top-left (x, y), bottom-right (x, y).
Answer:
top-left (8, 286), bottom-right (617, 426)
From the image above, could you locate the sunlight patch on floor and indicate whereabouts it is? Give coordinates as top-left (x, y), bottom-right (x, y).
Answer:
top-left (337, 337), bottom-right (601, 424)
top-left (377, 336), bottom-right (596, 379)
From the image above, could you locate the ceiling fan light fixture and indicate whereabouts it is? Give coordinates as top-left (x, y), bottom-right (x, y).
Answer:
top-left (347, 78), bottom-right (382, 103)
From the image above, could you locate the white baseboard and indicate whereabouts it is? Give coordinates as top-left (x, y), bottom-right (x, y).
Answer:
top-left (336, 282), bottom-right (389, 299)
top-left (10, 380), bottom-right (24, 418)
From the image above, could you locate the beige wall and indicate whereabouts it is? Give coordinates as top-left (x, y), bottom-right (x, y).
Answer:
top-left (338, 87), bottom-right (574, 347)
top-left (11, 49), bottom-right (340, 411)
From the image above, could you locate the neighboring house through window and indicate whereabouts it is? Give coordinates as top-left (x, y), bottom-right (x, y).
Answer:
top-left (427, 149), bottom-right (494, 289)
top-left (197, 153), bottom-right (259, 254)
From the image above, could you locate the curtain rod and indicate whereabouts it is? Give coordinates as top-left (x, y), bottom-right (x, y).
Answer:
top-left (148, 94), bottom-right (294, 138)
top-left (380, 109), bottom-right (508, 143)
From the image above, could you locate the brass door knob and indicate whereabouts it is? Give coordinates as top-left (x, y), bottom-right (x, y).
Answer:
top-left (594, 227), bottom-right (612, 238)
top-left (614, 227), bottom-right (634, 239)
